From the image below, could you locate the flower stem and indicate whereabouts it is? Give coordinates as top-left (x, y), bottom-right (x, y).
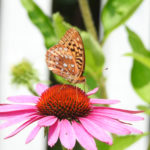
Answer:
top-left (99, 76), bottom-right (107, 99)
top-left (78, 0), bottom-right (98, 40)
top-left (27, 83), bottom-right (38, 96)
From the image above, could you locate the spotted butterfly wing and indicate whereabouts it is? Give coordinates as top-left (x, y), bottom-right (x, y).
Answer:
top-left (46, 28), bottom-right (85, 84)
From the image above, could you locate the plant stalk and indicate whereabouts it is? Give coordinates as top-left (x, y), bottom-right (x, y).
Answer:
top-left (27, 83), bottom-right (38, 96)
top-left (78, 0), bottom-right (98, 40)
top-left (99, 77), bottom-right (107, 99)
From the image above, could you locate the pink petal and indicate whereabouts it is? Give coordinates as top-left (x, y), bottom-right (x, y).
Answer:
top-left (26, 125), bottom-right (41, 144)
top-left (122, 125), bottom-right (142, 134)
top-left (92, 108), bottom-right (143, 121)
top-left (87, 115), bottom-right (131, 135)
top-left (92, 114), bottom-right (142, 134)
top-left (59, 120), bottom-right (76, 149)
top-left (48, 120), bottom-right (60, 147)
top-left (79, 117), bottom-right (112, 145)
top-left (7, 95), bottom-right (39, 104)
top-left (90, 99), bottom-right (120, 104)
top-left (0, 104), bottom-right (37, 112)
top-left (0, 112), bottom-right (37, 129)
top-left (36, 83), bottom-right (48, 95)
top-left (72, 121), bottom-right (97, 150)
top-left (0, 109), bottom-right (36, 119)
top-left (5, 116), bottom-right (41, 139)
top-left (93, 106), bottom-right (143, 114)
top-left (87, 88), bottom-right (99, 96)
top-left (38, 116), bottom-right (57, 127)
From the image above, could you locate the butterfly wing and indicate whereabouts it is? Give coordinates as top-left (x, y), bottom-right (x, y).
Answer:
top-left (59, 28), bottom-right (85, 80)
top-left (46, 28), bottom-right (85, 83)
top-left (46, 44), bottom-right (79, 82)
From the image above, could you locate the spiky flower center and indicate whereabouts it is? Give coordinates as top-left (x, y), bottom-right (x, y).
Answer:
top-left (37, 85), bottom-right (91, 120)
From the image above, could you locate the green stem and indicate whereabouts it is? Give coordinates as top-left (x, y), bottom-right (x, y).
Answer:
top-left (27, 83), bottom-right (38, 96)
top-left (99, 76), bottom-right (107, 99)
top-left (78, 0), bottom-right (98, 40)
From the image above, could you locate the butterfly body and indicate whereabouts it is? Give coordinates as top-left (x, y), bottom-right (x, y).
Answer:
top-left (46, 28), bottom-right (85, 84)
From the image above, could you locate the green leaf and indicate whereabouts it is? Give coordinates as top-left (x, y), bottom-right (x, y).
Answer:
top-left (21, 0), bottom-right (57, 48)
top-left (81, 31), bottom-right (104, 74)
top-left (52, 13), bottom-right (71, 39)
top-left (125, 52), bottom-right (150, 68)
top-left (48, 140), bottom-right (63, 150)
top-left (73, 142), bottom-right (84, 150)
top-left (137, 105), bottom-right (150, 115)
top-left (95, 139), bottom-right (109, 150)
top-left (131, 61), bottom-right (150, 104)
top-left (126, 26), bottom-right (150, 104)
top-left (95, 133), bottom-right (148, 150)
top-left (102, 0), bottom-right (143, 42)
top-left (109, 133), bottom-right (148, 150)
top-left (125, 27), bottom-right (150, 56)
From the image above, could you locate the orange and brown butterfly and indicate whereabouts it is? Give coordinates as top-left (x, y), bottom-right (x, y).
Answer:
top-left (46, 28), bottom-right (85, 84)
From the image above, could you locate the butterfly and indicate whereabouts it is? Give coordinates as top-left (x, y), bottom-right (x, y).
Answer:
top-left (46, 28), bottom-right (85, 84)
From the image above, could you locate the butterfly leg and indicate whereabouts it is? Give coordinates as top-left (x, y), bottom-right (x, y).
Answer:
top-left (56, 84), bottom-right (66, 95)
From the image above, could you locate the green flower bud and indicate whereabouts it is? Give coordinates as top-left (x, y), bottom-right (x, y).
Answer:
top-left (11, 59), bottom-right (39, 86)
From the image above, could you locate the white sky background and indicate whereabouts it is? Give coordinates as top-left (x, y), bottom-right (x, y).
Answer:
top-left (0, 0), bottom-right (149, 150)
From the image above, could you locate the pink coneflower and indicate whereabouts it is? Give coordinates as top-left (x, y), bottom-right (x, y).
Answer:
top-left (0, 84), bottom-right (143, 150)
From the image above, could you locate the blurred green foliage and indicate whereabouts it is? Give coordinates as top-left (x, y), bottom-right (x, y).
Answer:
top-left (102, 0), bottom-right (143, 43)
top-left (11, 59), bottom-right (39, 85)
top-left (126, 27), bottom-right (150, 104)
top-left (96, 133), bottom-right (148, 150)
top-left (11, 59), bottom-right (39, 95)
top-left (73, 142), bottom-right (84, 150)
top-left (21, 0), bottom-right (57, 48)
top-left (125, 52), bottom-right (150, 69)
top-left (137, 105), bottom-right (150, 115)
